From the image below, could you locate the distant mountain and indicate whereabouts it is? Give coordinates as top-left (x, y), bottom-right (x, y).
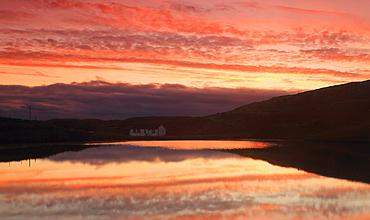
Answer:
top-left (2, 80), bottom-right (370, 143)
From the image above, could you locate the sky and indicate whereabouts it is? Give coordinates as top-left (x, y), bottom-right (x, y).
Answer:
top-left (1, 0), bottom-right (370, 119)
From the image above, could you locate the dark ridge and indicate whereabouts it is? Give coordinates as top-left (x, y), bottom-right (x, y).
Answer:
top-left (205, 80), bottom-right (370, 141)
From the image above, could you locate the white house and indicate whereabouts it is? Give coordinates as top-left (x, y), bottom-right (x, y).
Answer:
top-left (130, 125), bottom-right (166, 137)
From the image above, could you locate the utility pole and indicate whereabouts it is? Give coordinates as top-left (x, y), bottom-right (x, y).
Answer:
top-left (29, 107), bottom-right (31, 120)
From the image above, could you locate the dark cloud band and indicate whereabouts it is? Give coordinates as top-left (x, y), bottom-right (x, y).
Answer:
top-left (0, 80), bottom-right (297, 120)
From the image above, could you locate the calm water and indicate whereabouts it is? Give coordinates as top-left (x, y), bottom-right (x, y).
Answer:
top-left (1, 140), bottom-right (370, 220)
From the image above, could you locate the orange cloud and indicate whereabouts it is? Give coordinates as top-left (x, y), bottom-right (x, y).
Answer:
top-left (270, 5), bottom-right (352, 17)
top-left (0, 0), bottom-right (369, 95)
top-left (0, 50), bottom-right (364, 79)
top-left (0, 71), bottom-right (54, 77)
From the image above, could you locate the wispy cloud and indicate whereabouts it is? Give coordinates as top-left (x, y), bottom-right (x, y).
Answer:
top-left (232, 2), bottom-right (263, 9)
top-left (0, 49), bottom-right (364, 80)
top-left (270, 5), bottom-right (352, 18)
top-left (233, 2), bottom-right (353, 18)
top-left (0, 10), bottom-right (35, 20)
top-left (0, 71), bottom-right (54, 77)
top-left (167, 1), bottom-right (211, 14)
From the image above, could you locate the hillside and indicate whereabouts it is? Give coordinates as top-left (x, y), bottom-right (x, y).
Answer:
top-left (205, 80), bottom-right (370, 141)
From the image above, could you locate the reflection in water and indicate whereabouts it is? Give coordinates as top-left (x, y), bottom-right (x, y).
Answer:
top-left (84, 140), bottom-right (275, 149)
top-left (0, 141), bottom-right (370, 220)
top-left (48, 145), bottom-right (241, 165)
top-left (226, 140), bottom-right (370, 184)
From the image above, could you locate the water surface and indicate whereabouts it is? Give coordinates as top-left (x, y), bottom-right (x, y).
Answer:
top-left (1, 140), bottom-right (369, 219)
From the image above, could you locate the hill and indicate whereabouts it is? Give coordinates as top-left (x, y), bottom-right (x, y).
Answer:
top-left (205, 80), bottom-right (370, 141)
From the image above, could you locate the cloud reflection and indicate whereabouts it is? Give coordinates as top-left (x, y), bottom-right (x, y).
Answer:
top-left (47, 141), bottom-right (276, 165)
top-left (47, 144), bottom-right (240, 165)
top-left (1, 170), bottom-right (369, 220)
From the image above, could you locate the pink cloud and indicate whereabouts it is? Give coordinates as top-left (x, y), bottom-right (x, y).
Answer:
top-left (0, 10), bottom-right (34, 20)
top-left (271, 5), bottom-right (352, 18)
top-left (232, 2), bottom-right (263, 9)
top-left (300, 47), bottom-right (370, 63)
top-left (0, 49), bottom-right (364, 81)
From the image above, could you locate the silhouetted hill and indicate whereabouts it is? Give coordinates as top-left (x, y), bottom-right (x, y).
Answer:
top-left (205, 80), bottom-right (370, 141)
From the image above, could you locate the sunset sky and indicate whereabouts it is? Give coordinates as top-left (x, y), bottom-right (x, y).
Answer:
top-left (1, 0), bottom-right (370, 119)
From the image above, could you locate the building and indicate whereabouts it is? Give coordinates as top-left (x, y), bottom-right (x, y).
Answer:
top-left (129, 125), bottom-right (166, 137)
